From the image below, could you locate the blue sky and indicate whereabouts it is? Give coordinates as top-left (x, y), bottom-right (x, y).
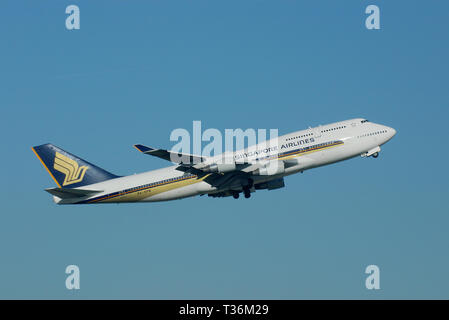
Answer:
top-left (1, 0), bottom-right (448, 299)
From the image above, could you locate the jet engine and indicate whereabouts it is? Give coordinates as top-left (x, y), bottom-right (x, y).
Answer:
top-left (253, 161), bottom-right (285, 176)
top-left (255, 178), bottom-right (285, 190)
top-left (202, 163), bottom-right (237, 173)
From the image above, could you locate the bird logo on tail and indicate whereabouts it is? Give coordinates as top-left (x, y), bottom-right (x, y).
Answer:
top-left (53, 152), bottom-right (88, 186)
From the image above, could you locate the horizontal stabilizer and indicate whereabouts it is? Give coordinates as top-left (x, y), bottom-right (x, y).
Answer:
top-left (45, 187), bottom-right (102, 199)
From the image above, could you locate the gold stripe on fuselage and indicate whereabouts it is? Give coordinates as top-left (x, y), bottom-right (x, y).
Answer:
top-left (94, 174), bottom-right (210, 203)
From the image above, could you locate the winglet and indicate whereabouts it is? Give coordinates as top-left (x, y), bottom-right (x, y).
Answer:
top-left (134, 144), bottom-right (153, 153)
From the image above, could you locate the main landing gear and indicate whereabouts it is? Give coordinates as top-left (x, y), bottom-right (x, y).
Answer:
top-left (231, 187), bottom-right (251, 199)
top-left (372, 152), bottom-right (379, 158)
top-left (243, 178), bottom-right (253, 199)
top-left (232, 179), bottom-right (253, 199)
top-left (243, 186), bottom-right (251, 199)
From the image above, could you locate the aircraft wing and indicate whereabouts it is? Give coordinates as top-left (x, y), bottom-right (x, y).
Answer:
top-left (133, 143), bottom-right (302, 178)
top-left (134, 144), bottom-right (207, 164)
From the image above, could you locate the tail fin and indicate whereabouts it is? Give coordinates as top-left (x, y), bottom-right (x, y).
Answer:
top-left (31, 143), bottom-right (119, 188)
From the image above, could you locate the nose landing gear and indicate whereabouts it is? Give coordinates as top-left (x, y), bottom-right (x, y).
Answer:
top-left (362, 146), bottom-right (381, 158)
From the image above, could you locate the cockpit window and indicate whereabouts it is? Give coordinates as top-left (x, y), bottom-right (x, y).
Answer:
top-left (361, 119), bottom-right (369, 123)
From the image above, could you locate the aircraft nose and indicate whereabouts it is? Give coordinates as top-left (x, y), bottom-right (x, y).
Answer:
top-left (386, 126), bottom-right (396, 140)
top-left (390, 127), bottom-right (397, 137)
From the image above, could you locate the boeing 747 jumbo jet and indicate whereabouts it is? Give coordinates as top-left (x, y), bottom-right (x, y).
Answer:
top-left (32, 119), bottom-right (396, 204)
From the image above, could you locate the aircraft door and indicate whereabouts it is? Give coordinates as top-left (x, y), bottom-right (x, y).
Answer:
top-left (313, 126), bottom-right (322, 139)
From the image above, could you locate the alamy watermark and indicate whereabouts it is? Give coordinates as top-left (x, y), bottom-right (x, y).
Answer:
top-left (64, 4), bottom-right (381, 31)
top-left (365, 265), bottom-right (381, 290)
top-left (65, 5), bottom-right (80, 30)
top-left (365, 5), bottom-right (381, 30)
top-left (168, 121), bottom-right (279, 165)
top-left (65, 265), bottom-right (80, 290)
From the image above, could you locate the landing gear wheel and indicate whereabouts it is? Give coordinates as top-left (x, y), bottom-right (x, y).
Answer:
top-left (232, 192), bottom-right (239, 199)
top-left (243, 187), bottom-right (251, 199)
top-left (372, 152), bottom-right (379, 158)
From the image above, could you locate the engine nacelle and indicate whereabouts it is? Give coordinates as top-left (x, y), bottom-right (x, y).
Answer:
top-left (255, 178), bottom-right (285, 190)
top-left (254, 161), bottom-right (285, 176)
top-left (203, 163), bottom-right (237, 173)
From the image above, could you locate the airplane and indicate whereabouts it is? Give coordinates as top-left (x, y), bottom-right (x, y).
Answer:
top-left (31, 118), bottom-right (396, 204)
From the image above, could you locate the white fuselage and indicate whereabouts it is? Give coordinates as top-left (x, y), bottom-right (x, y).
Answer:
top-left (59, 118), bottom-right (396, 204)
